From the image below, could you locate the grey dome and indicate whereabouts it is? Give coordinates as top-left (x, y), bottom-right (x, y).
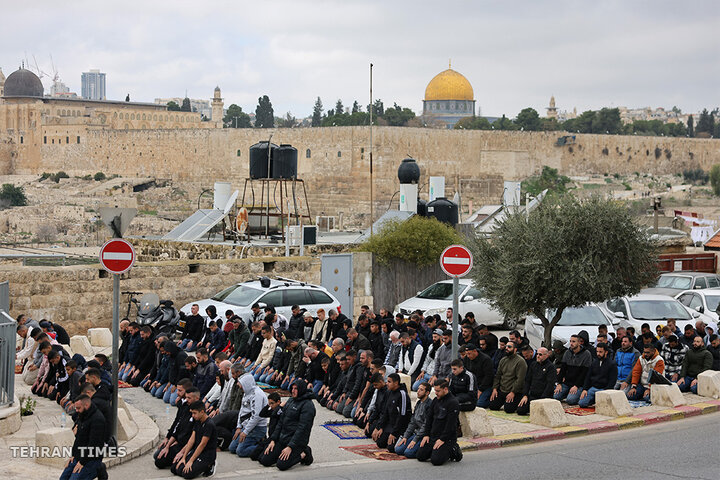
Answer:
top-left (3, 68), bottom-right (44, 97)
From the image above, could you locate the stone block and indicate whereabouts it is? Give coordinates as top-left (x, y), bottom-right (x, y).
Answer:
top-left (595, 389), bottom-right (633, 417)
top-left (397, 373), bottom-right (412, 395)
top-left (35, 427), bottom-right (75, 468)
top-left (697, 370), bottom-right (720, 399)
top-left (70, 335), bottom-right (94, 358)
top-left (117, 408), bottom-right (138, 442)
top-left (650, 384), bottom-right (686, 407)
top-left (0, 396), bottom-right (21, 436)
top-left (87, 327), bottom-right (113, 347)
top-left (459, 408), bottom-right (493, 438)
top-left (118, 395), bottom-right (133, 421)
top-left (529, 398), bottom-right (569, 427)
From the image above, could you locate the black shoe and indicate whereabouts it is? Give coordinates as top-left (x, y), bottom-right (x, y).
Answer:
top-left (452, 444), bottom-right (463, 462)
top-left (203, 462), bottom-right (216, 477)
top-left (97, 462), bottom-right (109, 480)
top-left (300, 446), bottom-right (314, 466)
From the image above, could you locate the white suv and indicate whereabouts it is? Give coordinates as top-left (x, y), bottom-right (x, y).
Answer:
top-left (180, 277), bottom-right (342, 323)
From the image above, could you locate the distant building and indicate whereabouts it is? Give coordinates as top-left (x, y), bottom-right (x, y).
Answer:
top-left (422, 63), bottom-right (476, 128)
top-left (617, 106), bottom-right (688, 125)
top-left (154, 97), bottom-right (212, 118)
top-left (546, 95), bottom-right (557, 119)
top-left (81, 69), bottom-right (106, 100)
top-left (50, 79), bottom-right (77, 98)
top-left (0, 68), bottom-right (4, 97)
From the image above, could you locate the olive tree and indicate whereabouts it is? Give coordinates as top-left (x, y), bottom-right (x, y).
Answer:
top-left (469, 195), bottom-right (658, 348)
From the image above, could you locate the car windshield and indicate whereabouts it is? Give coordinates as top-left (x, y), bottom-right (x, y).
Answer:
top-left (705, 295), bottom-right (720, 312)
top-left (628, 299), bottom-right (691, 320)
top-left (655, 275), bottom-right (692, 289)
top-left (417, 282), bottom-right (455, 300)
top-left (211, 285), bottom-right (262, 307)
top-left (548, 306), bottom-right (609, 326)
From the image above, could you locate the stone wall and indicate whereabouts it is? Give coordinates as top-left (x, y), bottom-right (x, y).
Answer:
top-left (2, 257), bottom-right (321, 335)
top-left (2, 126), bottom-right (719, 226)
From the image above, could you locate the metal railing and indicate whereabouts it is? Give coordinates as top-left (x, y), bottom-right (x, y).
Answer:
top-left (0, 281), bottom-right (14, 407)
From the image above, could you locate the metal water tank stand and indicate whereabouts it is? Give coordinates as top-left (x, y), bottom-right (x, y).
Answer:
top-left (240, 177), bottom-right (313, 239)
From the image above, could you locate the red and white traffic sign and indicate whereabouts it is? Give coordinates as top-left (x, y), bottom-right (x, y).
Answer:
top-left (440, 244), bottom-right (473, 277)
top-left (100, 239), bottom-right (136, 274)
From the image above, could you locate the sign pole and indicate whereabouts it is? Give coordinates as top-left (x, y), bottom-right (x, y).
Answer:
top-left (451, 275), bottom-right (459, 358)
top-left (111, 272), bottom-right (120, 440)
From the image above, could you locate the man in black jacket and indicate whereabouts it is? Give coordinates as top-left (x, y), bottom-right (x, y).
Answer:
top-left (334, 349), bottom-right (365, 417)
top-left (171, 400), bottom-right (218, 478)
top-left (60, 395), bottom-right (106, 480)
top-left (180, 304), bottom-right (204, 351)
top-left (373, 373), bottom-right (411, 451)
top-left (516, 347), bottom-right (556, 415)
top-left (154, 381), bottom-right (199, 469)
top-left (416, 380), bottom-right (462, 465)
top-left (578, 343), bottom-right (617, 408)
top-left (448, 359), bottom-right (476, 411)
top-left (258, 380), bottom-right (316, 470)
top-left (125, 326), bottom-right (155, 385)
top-left (460, 344), bottom-right (494, 408)
top-left (286, 305), bottom-right (305, 340)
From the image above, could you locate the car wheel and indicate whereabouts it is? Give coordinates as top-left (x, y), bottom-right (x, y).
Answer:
top-left (502, 316), bottom-right (519, 329)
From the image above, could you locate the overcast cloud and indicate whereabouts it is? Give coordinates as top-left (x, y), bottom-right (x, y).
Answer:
top-left (1, 0), bottom-right (718, 118)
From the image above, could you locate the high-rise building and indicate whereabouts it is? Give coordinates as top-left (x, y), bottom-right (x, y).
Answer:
top-left (81, 69), bottom-right (106, 100)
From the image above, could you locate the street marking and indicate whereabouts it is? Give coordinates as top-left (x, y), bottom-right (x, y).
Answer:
top-left (443, 257), bottom-right (470, 265)
top-left (102, 252), bottom-right (132, 260)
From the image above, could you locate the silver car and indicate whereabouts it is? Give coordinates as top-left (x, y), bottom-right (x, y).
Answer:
top-left (525, 304), bottom-right (616, 349)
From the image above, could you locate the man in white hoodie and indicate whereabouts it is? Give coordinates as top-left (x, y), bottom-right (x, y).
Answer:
top-left (228, 374), bottom-right (269, 457)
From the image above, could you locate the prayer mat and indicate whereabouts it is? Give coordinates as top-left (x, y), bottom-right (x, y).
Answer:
top-left (487, 410), bottom-right (532, 423)
top-left (322, 421), bottom-right (367, 440)
top-left (256, 383), bottom-right (290, 397)
top-left (118, 380), bottom-right (134, 388)
top-left (564, 406), bottom-right (596, 416)
top-left (628, 400), bottom-right (652, 408)
top-left (340, 444), bottom-right (407, 461)
top-left (15, 365), bottom-right (23, 374)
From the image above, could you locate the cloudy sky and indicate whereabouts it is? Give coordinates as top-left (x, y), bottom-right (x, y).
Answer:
top-left (2, 0), bottom-right (718, 118)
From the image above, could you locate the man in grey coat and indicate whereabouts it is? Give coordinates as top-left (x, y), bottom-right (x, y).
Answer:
top-left (393, 382), bottom-right (432, 458)
top-left (430, 330), bottom-right (455, 384)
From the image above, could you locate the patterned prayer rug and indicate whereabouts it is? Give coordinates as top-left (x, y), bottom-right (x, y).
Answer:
top-left (340, 444), bottom-right (408, 461)
top-left (628, 400), bottom-right (652, 408)
top-left (564, 406), bottom-right (596, 416)
top-left (322, 421), bottom-right (368, 440)
top-left (118, 380), bottom-right (134, 388)
top-left (487, 410), bottom-right (533, 423)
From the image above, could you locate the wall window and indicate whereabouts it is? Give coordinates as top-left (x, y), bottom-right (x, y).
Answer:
top-left (44, 136), bottom-right (47, 144)
top-left (52, 139), bottom-right (55, 144)
top-left (66, 136), bottom-right (69, 144)
top-left (306, 149), bottom-right (311, 158)
top-left (77, 136), bottom-right (81, 144)
top-left (20, 136), bottom-right (23, 144)
top-left (337, 151), bottom-right (342, 158)
top-left (237, 149), bottom-right (241, 157)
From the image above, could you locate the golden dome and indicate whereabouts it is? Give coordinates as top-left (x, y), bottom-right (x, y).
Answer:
top-left (424, 68), bottom-right (474, 101)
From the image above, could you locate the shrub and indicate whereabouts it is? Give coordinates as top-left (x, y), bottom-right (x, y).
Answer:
top-left (356, 216), bottom-right (464, 267)
top-left (94, 172), bottom-right (106, 181)
top-left (0, 184), bottom-right (28, 206)
top-left (710, 165), bottom-right (720, 196)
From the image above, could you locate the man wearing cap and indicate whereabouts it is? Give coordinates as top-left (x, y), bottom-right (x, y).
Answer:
top-left (429, 330), bottom-right (455, 384)
top-left (459, 344), bottom-right (494, 408)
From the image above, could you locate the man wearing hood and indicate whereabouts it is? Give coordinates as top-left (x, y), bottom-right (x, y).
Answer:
top-left (554, 335), bottom-right (592, 404)
top-left (704, 322), bottom-right (718, 346)
top-left (677, 336), bottom-right (713, 394)
top-left (259, 379), bottom-right (316, 470)
top-left (576, 330), bottom-right (596, 359)
top-left (229, 374), bottom-right (269, 457)
top-left (227, 317), bottom-right (250, 361)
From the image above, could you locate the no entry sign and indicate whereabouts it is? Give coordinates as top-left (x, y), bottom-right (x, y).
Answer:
top-left (440, 244), bottom-right (473, 277)
top-left (100, 239), bottom-right (136, 274)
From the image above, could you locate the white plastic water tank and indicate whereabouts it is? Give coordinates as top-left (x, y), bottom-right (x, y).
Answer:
top-left (429, 176), bottom-right (445, 202)
top-left (213, 182), bottom-right (232, 210)
top-left (399, 184), bottom-right (418, 213)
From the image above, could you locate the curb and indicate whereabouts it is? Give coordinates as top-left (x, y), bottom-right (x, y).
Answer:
top-left (460, 399), bottom-right (720, 452)
top-left (105, 404), bottom-right (161, 468)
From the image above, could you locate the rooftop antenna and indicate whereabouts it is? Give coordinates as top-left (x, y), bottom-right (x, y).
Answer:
top-left (449, 58), bottom-right (451, 69)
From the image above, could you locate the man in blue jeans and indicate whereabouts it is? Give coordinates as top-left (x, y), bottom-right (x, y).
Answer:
top-left (553, 335), bottom-right (592, 404)
top-left (578, 343), bottom-right (617, 408)
top-left (60, 395), bottom-right (106, 480)
top-left (228, 374), bottom-right (268, 457)
top-left (393, 382), bottom-right (432, 458)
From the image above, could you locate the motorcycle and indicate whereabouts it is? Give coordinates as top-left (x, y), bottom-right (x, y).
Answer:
top-left (136, 293), bottom-right (183, 339)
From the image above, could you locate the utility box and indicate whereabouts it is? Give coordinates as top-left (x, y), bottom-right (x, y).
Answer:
top-left (288, 225), bottom-right (317, 246)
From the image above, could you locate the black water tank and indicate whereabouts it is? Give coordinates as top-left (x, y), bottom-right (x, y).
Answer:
top-left (426, 197), bottom-right (458, 225)
top-left (273, 144), bottom-right (298, 179)
top-left (397, 158), bottom-right (420, 184)
top-left (417, 198), bottom-right (427, 216)
top-left (249, 141), bottom-right (278, 179)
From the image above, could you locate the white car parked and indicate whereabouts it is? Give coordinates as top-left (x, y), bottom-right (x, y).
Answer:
top-left (525, 304), bottom-right (617, 349)
top-left (180, 277), bottom-right (342, 324)
top-left (674, 289), bottom-right (720, 323)
top-left (602, 294), bottom-right (699, 332)
top-left (394, 279), bottom-right (521, 329)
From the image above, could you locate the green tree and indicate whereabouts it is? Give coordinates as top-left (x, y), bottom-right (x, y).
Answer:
top-left (455, 116), bottom-right (492, 130)
top-left (255, 95), bottom-right (274, 128)
top-left (167, 101), bottom-right (181, 111)
top-left (469, 195), bottom-right (658, 348)
top-left (312, 97), bottom-right (323, 127)
top-left (335, 99), bottom-right (345, 116)
top-left (368, 99), bottom-right (384, 119)
top-left (180, 97), bottom-right (192, 112)
top-left (492, 114), bottom-right (517, 130)
top-left (540, 117), bottom-right (561, 131)
top-left (522, 165), bottom-right (571, 197)
top-left (710, 165), bottom-right (720, 196)
top-left (592, 108), bottom-right (623, 134)
top-left (383, 103), bottom-right (416, 126)
top-left (278, 112), bottom-right (297, 128)
top-left (352, 101), bottom-right (360, 114)
top-left (223, 104), bottom-right (251, 128)
top-left (696, 109), bottom-right (714, 136)
top-left (0, 183), bottom-right (28, 207)
top-left (687, 115), bottom-right (694, 137)
top-left (356, 216), bottom-right (464, 267)
top-left (515, 107), bottom-right (541, 131)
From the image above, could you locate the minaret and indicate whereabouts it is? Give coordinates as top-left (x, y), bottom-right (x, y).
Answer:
top-left (546, 95), bottom-right (557, 119)
top-left (211, 86), bottom-right (224, 127)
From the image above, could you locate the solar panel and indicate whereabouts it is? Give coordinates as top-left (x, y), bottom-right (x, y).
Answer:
top-left (163, 209), bottom-right (227, 241)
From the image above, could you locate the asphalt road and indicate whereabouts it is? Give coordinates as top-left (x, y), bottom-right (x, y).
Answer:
top-left (132, 409), bottom-right (718, 480)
